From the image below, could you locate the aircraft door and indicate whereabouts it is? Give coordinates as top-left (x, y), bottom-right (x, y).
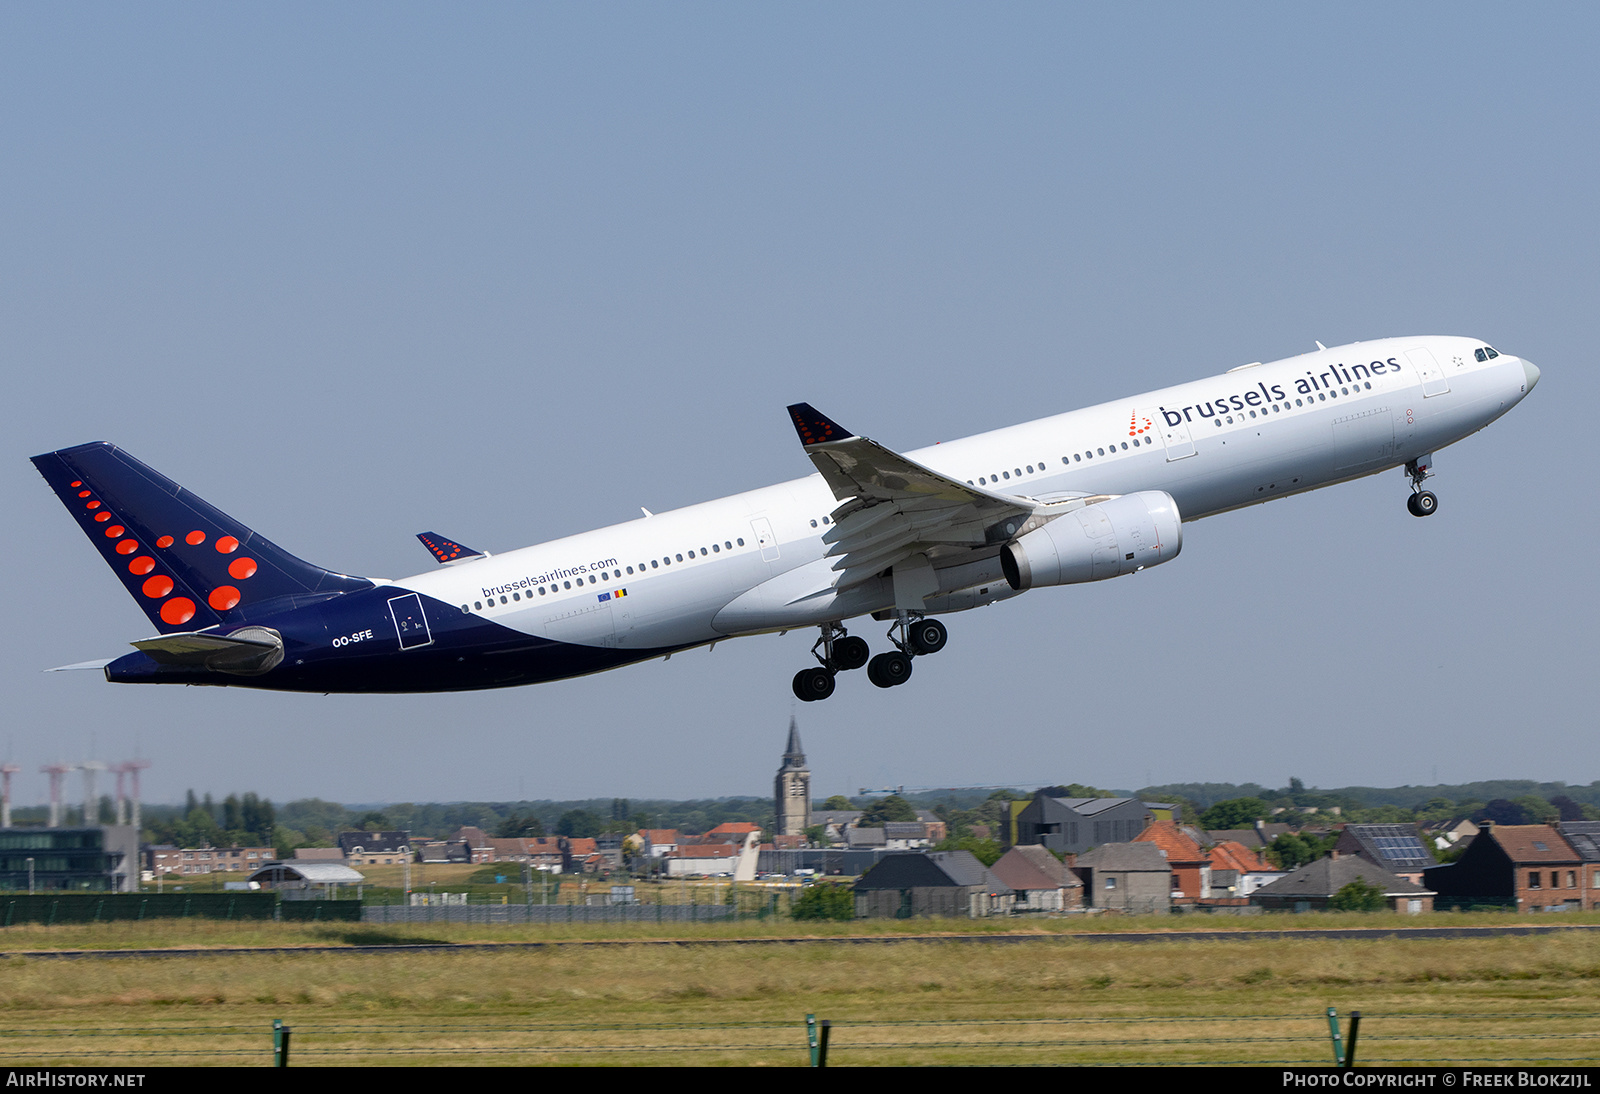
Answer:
top-left (751, 516), bottom-right (780, 562)
top-left (1143, 407), bottom-right (1196, 461)
top-left (387, 593), bottom-right (434, 650)
top-left (610, 591), bottom-right (634, 648)
top-left (1405, 347), bottom-right (1451, 398)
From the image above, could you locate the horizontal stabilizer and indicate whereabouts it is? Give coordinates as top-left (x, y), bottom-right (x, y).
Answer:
top-left (131, 627), bottom-right (284, 676)
top-left (417, 531), bottom-right (485, 564)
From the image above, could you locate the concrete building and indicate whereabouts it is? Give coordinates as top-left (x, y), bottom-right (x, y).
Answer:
top-left (0, 826), bottom-right (138, 893)
top-left (1074, 842), bottom-right (1172, 914)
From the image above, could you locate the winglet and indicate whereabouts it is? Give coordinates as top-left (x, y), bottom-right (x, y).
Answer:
top-left (786, 403), bottom-right (855, 447)
top-left (417, 532), bottom-right (484, 564)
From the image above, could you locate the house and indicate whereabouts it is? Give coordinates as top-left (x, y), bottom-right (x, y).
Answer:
top-left (336, 830), bottom-right (412, 865)
top-left (638, 829), bottom-right (681, 858)
top-left (1013, 794), bottom-right (1154, 856)
top-left (415, 838), bottom-right (473, 864)
top-left (1134, 821), bottom-right (1211, 900)
top-left (1423, 823), bottom-right (1588, 912)
top-left (1205, 821), bottom-right (1295, 850)
top-left (1206, 840), bottom-right (1281, 898)
top-left (854, 851), bottom-right (1014, 918)
top-left (1557, 821), bottom-right (1600, 908)
top-left (146, 844), bottom-right (275, 877)
top-left (1252, 855), bottom-right (1433, 914)
top-left (990, 845), bottom-right (1082, 913)
top-left (1332, 824), bottom-right (1435, 884)
top-left (844, 827), bottom-right (887, 851)
top-left (883, 822), bottom-right (935, 850)
top-left (1073, 842), bottom-right (1171, 914)
top-left (809, 810), bottom-right (862, 843)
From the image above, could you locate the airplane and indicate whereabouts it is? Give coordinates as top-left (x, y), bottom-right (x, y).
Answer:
top-left (32, 335), bottom-right (1538, 701)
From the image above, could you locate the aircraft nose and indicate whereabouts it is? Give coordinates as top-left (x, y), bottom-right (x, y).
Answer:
top-left (1521, 357), bottom-right (1540, 392)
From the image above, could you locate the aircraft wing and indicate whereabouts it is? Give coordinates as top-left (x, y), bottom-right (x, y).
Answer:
top-left (786, 403), bottom-right (1037, 597)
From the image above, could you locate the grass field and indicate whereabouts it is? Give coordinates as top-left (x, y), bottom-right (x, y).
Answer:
top-left (1, 914), bottom-right (1598, 1066)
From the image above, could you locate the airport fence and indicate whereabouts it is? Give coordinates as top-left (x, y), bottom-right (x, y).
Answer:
top-left (361, 902), bottom-right (739, 924)
top-left (1, 1009), bottom-right (1597, 1067)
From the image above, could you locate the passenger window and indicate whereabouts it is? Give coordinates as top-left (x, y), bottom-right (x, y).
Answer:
top-left (737, 538), bottom-right (745, 546)
top-left (810, 520), bottom-right (818, 528)
top-left (651, 560), bottom-right (658, 569)
top-left (1120, 442), bottom-right (1128, 450)
top-left (513, 592), bottom-right (520, 600)
top-left (1002, 471), bottom-right (1010, 479)
top-left (711, 544), bottom-right (719, 552)
top-left (725, 540), bottom-right (734, 548)
top-left (1026, 465), bottom-right (1034, 473)
top-left (675, 553), bottom-right (683, 562)
top-left (1074, 454), bottom-right (1081, 462)
top-left (1097, 448), bottom-right (1104, 456)
top-left (474, 601), bottom-right (483, 610)
top-left (538, 587), bottom-right (546, 595)
top-left (1013, 468), bottom-right (1021, 476)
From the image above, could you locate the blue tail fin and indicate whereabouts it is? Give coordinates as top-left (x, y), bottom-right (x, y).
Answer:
top-left (32, 442), bottom-right (371, 633)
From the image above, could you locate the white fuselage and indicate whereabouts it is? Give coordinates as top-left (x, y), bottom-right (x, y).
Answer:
top-left (391, 336), bottom-right (1534, 658)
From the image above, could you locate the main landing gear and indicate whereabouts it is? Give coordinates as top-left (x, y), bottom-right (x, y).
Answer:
top-left (792, 614), bottom-right (948, 701)
top-left (1405, 455), bottom-right (1438, 518)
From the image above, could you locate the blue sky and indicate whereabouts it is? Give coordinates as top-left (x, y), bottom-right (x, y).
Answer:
top-left (2, 4), bottom-right (1593, 806)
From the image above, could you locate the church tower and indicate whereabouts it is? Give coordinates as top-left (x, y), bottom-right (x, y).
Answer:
top-left (774, 716), bottom-right (811, 837)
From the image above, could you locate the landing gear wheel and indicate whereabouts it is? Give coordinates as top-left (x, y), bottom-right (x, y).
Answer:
top-left (832, 635), bottom-right (870, 671)
top-left (867, 651), bottom-right (913, 689)
top-left (908, 618), bottom-right (948, 656)
top-left (1408, 491), bottom-right (1438, 517)
top-left (792, 667), bottom-right (836, 702)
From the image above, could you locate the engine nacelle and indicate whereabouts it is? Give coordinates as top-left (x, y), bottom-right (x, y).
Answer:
top-left (1001, 491), bottom-right (1182, 591)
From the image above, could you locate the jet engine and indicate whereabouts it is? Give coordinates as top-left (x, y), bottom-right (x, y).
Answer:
top-left (1000, 491), bottom-right (1182, 591)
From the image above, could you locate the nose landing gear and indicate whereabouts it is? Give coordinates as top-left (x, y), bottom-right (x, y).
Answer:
top-left (1405, 455), bottom-right (1438, 518)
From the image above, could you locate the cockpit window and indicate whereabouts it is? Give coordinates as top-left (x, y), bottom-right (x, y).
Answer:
top-left (1476, 346), bottom-right (1500, 362)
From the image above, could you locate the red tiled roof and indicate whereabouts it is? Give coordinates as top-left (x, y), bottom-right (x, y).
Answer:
top-left (1208, 839), bottom-right (1273, 873)
top-left (1489, 825), bottom-right (1579, 863)
top-left (1134, 819), bottom-right (1208, 863)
